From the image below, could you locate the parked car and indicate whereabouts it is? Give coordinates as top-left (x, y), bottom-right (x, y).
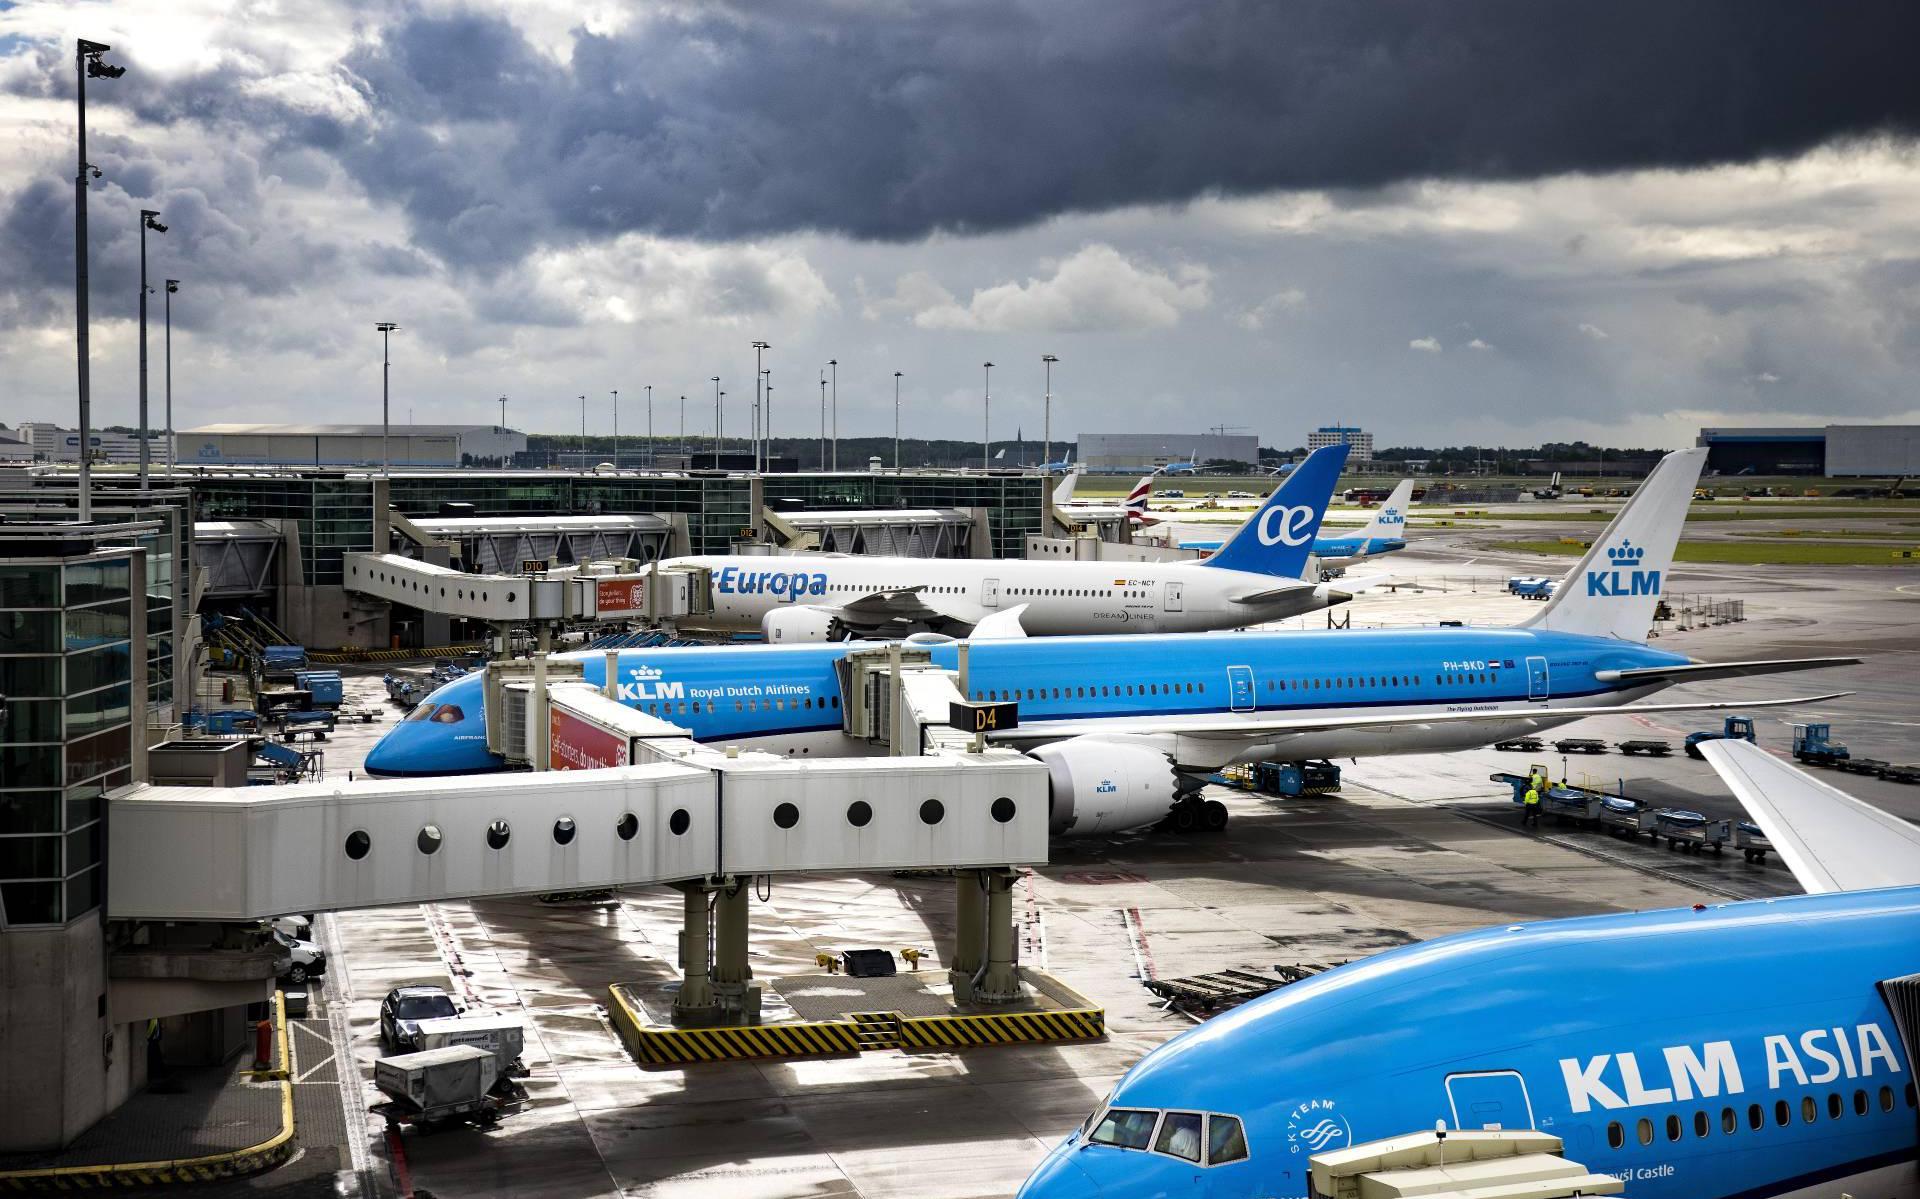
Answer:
top-left (381, 985), bottom-right (461, 1053)
top-left (272, 928), bottom-right (327, 985)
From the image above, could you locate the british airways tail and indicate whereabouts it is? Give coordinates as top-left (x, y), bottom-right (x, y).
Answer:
top-left (1523, 446), bottom-right (1705, 642)
top-left (1200, 442), bottom-right (1348, 578)
top-left (1359, 479), bottom-right (1415, 541)
top-left (1123, 475), bottom-right (1156, 525)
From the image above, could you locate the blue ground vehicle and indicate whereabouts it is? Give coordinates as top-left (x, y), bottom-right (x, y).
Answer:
top-left (1683, 714), bottom-right (1755, 758)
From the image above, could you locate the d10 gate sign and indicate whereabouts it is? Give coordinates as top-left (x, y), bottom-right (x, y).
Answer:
top-left (550, 707), bottom-right (630, 770)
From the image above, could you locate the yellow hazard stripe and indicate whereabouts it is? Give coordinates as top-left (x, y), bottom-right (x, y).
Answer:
top-left (306, 641), bottom-right (487, 665)
top-left (0, 994), bottom-right (295, 1190)
top-left (898, 1007), bottom-right (1105, 1049)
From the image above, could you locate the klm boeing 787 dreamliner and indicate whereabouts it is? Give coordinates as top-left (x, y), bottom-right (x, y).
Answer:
top-left (1014, 741), bottom-right (1920, 1199)
top-left (366, 448), bottom-right (1855, 837)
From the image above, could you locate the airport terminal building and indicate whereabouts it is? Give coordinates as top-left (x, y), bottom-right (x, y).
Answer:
top-left (179, 423), bottom-right (527, 469)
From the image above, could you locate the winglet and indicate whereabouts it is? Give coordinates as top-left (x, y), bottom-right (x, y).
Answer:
top-left (1700, 738), bottom-right (1920, 894)
top-left (1200, 443), bottom-right (1348, 579)
top-left (970, 604), bottom-right (1029, 640)
top-left (1522, 447), bottom-right (1706, 642)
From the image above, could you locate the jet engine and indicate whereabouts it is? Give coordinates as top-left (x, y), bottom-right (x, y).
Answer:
top-left (1030, 735), bottom-right (1182, 836)
top-left (761, 606), bottom-right (845, 643)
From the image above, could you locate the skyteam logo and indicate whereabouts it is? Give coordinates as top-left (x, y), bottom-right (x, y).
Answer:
top-left (1586, 539), bottom-right (1661, 598)
top-left (714, 565), bottom-right (829, 599)
top-left (1285, 1099), bottom-right (1352, 1156)
top-left (1256, 504), bottom-right (1318, 547)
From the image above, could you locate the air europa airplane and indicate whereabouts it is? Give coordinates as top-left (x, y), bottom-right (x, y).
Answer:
top-left (658, 443), bottom-right (1355, 642)
top-left (1014, 742), bottom-right (1920, 1199)
top-left (1179, 478), bottom-right (1415, 566)
top-left (366, 448), bottom-right (1851, 837)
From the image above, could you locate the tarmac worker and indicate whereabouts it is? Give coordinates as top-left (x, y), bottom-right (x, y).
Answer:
top-left (1522, 785), bottom-right (1542, 828)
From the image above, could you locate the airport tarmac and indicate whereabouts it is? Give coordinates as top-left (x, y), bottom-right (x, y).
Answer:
top-left (258, 532), bottom-right (1913, 1199)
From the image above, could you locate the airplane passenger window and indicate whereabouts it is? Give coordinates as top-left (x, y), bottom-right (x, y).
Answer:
top-left (1905, 1082), bottom-right (1916, 1107)
top-left (1801, 1097), bottom-right (1817, 1123)
top-left (1721, 1107), bottom-right (1736, 1134)
top-left (1880, 1086), bottom-right (1894, 1112)
top-left (1693, 1111), bottom-right (1708, 1137)
top-left (1154, 1112), bottom-right (1203, 1163)
top-left (1828, 1093), bottom-right (1842, 1119)
top-left (1606, 1121), bottom-right (1624, 1149)
top-left (1636, 1118), bottom-right (1653, 1145)
top-left (1665, 1114), bottom-right (1681, 1141)
top-left (1205, 1115), bottom-right (1247, 1165)
top-left (1774, 1100), bottom-right (1790, 1126)
top-left (1088, 1108), bottom-right (1157, 1151)
top-left (1853, 1089), bottom-right (1867, 1116)
top-left (1748, 1103), bottom-right (1763, 1130)
top-left (430, 705), bottom-right (464, 724)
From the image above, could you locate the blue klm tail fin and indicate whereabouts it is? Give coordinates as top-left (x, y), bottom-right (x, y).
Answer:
top-left (1200, 443), bottom-right (1348, 579)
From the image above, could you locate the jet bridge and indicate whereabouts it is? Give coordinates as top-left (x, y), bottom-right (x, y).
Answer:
top-left (405, 514), bottom-right (679, 573)
top-left (342, 552), bottom-right (706, 624)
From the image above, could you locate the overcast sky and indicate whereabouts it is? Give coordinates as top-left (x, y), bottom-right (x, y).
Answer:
top-left (3, 1), bottom-right (1918, 450)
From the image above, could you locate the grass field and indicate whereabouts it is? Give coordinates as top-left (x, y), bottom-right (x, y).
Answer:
top-left (1491, 539), bottom-right (1919, 566)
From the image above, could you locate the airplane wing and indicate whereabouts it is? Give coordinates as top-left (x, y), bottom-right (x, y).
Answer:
top-left (968, 604), bottom-right (1029, 640)
top-left (988, 692), bottom-right (1851, 745)
top-left (1334, 571), bottom-right (1396, 593)
top-left (1699, 739), bottom-right (1920, 894)
top-left (829, 587), bottom-right (951, 633)
top-left (1594, 657), bottom-right (1860, 686)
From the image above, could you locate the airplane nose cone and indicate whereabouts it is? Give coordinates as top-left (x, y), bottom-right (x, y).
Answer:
top-left (1016, 1143), bottom-right (1100, 1198)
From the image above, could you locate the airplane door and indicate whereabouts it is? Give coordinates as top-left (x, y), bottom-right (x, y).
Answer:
top-left (1446, 1070), bottom-right (1536, 1132)
top-left (1165, 581), bottom-right (1184, 612)
top-left (982, 578), bottom-right (1000, 608)
top-left (1227, 665), bottom-right (1255, 712)
top-left (1526, 656), bottom-right (1549, 701)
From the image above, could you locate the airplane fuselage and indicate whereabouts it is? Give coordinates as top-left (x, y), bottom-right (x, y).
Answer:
top-left (666, 554), bottom-right (1330, 636)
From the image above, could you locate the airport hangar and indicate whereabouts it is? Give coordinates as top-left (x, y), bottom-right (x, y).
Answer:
top-left (1697, 423), bottom-right (1920, 476)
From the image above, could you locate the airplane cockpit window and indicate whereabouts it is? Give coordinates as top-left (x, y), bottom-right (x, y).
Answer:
top-left (430, 704), bottom-right (464, 724)
top-left (1154, 1112), bottom-right (1203, 1162)
top-left (404, 704), bottom-right (439, 722)
top-left (1206, 1115), bottom-right (1248, 1165)
top-left (1088, 1108), bottom-right (1157, 1150)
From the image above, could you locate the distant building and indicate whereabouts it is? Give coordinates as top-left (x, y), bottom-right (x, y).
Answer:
top-left (1307, 425), bottom-right (1373, 462)
top-left (1696, 425), bottom-right (1920, 476)
top-left (13, 422), bottom-right (163, 464)
top-left (179, 423), bottom-right (526, 468)
top-left (1077, 432), bottom-right (1262, 473)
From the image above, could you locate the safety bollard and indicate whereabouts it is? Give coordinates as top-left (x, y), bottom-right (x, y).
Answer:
top-left (253, 1018), bottom-right (272, 1070)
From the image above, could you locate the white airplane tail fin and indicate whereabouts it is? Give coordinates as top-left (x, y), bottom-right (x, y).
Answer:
top-left (1521, 447), bottom-right (1705, 642)
top-left (1051, 468), bottom-right (1082, 507)
top-left (1360, 479), bottom-right (1415, 540)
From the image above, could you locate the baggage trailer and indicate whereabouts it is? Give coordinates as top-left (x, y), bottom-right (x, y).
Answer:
top-left (1493, 737), bottom-right (1545, 753)
top-left (1550, 738), bottom-right (1609, 755)
top-left (371, 1045), bottom-right (520, 1133)
top-left (1615, 739), bottom-right (1673, 757)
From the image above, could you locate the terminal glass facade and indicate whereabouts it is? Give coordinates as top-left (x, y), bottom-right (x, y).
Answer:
top-left (194, 475), bottom-right (379, 586)
top-left (764, 474), bottom-right (1046, 558)
top-left (388, 473), bottom-right (759, 556)
top-left (0, 540), bottom-right (141, 927)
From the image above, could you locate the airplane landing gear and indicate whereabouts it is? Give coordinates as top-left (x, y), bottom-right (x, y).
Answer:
top-left (1163, 796), bottom-right (1230, 834)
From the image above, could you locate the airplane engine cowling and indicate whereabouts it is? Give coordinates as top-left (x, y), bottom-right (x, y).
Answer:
top-left (1030, 735), bottom-right (1180, 836)
top-left (762, 606), bottom-right (844, 644)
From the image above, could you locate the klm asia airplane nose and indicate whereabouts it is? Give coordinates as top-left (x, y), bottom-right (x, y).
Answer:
top-left (1016, 1142), bottom-right (1101, 1197)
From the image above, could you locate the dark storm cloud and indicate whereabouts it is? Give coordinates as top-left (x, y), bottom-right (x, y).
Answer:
top-left (309, 0), bottom-right (1920, 261)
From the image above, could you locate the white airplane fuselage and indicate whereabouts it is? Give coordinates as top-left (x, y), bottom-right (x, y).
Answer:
top-left (666, 553), bottom-right (1332, 636)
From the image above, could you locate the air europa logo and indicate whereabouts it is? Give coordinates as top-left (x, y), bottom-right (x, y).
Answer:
top-left (1586, 539), bottom-right (1660, 598)
top-left (1255, 504), bottom-right (1318, 547)
top-left (714, 565), bottom-right (828, 599)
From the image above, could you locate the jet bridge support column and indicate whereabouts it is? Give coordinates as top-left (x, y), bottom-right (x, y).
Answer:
top-left (976, 869), bottom-right (1025, 1003)
top-left (948, 870), bottom-right (987, 1002)
top-left (711, 878), bottom-right (758, 1022)
top-left (672, 882), bottom-right (719, 1026)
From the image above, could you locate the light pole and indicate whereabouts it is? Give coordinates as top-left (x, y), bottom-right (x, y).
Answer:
top-left (375, 322), bottom-right (399, 473)
top-left (982, 361), bottom-right (994, 471)
top-left (137, 208), bottom-right (166, 489)
top-left (893, 371), bottom-right (903, 473)
top-left (751, 341), bottom-right (769, 472)
top-left (711, 377), bottom-right (722, 462)
top-left (1042, 354), bottom-right (1058, 469)
top-left (828, 359), bottom-right (838, 471)
top-left (579, 394), bottom-right (587, 467)
top-left (612, 389), bottom-right (619, 468)
top-left (499, 395), bottom-right (507, 426)
top-left (645, 385), bottom-right (653, 469)
top-left (74, 38), bottom-right (124, 521)
top-left (164, 279), bottom-right (178, 475)
top-left (818, 370), bottom-right (826, 468)
top-left (762, 368), bottom-right (773, 471)
top-left (679, 394), bottom-right (686, 454)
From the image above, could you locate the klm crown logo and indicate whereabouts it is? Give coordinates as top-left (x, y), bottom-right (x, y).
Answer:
top-left (1587, 538), bottom-right (1660, 597)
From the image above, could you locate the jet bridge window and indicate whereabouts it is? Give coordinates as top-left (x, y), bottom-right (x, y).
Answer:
top-left (1088, 1108), bottom-right (1157, 1150)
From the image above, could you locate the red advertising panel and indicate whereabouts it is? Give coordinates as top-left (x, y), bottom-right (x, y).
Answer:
top-left (550, 707), bottom-right (629, 771)
top-left (597, 578), bottom-right (646, 615)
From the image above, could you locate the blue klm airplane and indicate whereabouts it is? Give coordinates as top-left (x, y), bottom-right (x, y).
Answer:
top-left (366, 448), bottom-right (1853, 838)
top-left (1014, 740), bottom-right (1920, 1199)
